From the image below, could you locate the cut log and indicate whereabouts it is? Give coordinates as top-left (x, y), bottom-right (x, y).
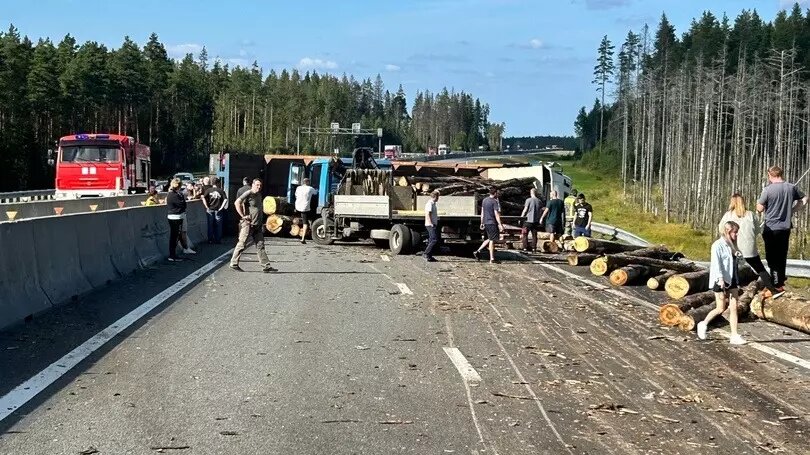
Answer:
top-left (263, 196), bottom-right (294, 216)
top-left (538, 240), bottom-right (560, 254)
top-left (609, 265), bottom-right (656, 286)
top-left (596, 254), bottom-right (702, 275)
top-left (573, 237), bottom-right (645, 254)
top-left (750, 293), bottom-right (810, 335)
top-left (397, 176), bottom-right (410, 187)
top-left (665, 271), bottom-right (709, 299)
top-left (659, 292), bottom-right (716, 327)
top-left (567, 253), bottom-right (600, 266)
top-left (289, 224), bottom-right (300, 237)
top-left (590, 257), bottom-right (610, 276)
top-left (622, 246), bottom-right (683, 261)
top-left (263, 196), bottom-right (277, 215)
top-left (265, 214), bottom-right (292, 235)
top-left (660, 280), bottom-right (765, 331)
top-left (562, 240), bottom-right (576, 252)
top-left (647, 270), bottom-right (678, 290)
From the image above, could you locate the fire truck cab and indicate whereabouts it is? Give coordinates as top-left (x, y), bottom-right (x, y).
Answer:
top-left (53, 133), bottom-right (151, 199)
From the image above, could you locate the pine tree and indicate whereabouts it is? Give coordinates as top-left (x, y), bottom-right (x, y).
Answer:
top-left (592, 35), bottom-right (615, 153)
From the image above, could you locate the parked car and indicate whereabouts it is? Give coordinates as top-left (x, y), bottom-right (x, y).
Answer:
top-left (173, 172), bottom-right (194, 183)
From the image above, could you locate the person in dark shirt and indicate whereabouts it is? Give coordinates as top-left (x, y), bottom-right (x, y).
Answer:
top-left (539, 190), bottom-right (565, 245)
top-left (202, 177), bottom-right (228, 244)
top-left (166, 178), bottom-right (192, 261)
top-left (236, 177), bottom-right (251, 200)
top-left (573, 193), bottom-right (593, 238)
top-left (520, 188), bottom-right (544, 252)
top-left (230, 179), bottom-right (275, 273)
top-left (473, 188), bottom-right (504, 264)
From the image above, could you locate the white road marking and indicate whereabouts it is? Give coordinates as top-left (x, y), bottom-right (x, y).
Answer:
top-left (443, 347), bottom-right (482, 383)
top-left (380, 254), bottom-right (390, 262)
top-left (533, 260), bottom-right (810, 372)
top-left (0, 250), bottom-right (233, 422)
top-left (396, 283), bottom-right (413, 295)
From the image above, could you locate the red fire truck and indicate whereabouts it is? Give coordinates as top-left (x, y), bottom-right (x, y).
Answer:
top-left (51, 133), bottom-right (151, 198)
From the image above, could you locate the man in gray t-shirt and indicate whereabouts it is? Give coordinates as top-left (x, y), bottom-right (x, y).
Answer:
top-left (756, 165), bottom-right (808, 288)
top-left (474, 188), bottom-right (504, 263)
top-left (230, 179), bottom-right (275, 273)
top-left (520, 188), bottom-right (544, 251)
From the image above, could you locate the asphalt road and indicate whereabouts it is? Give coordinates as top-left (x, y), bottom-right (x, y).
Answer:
top-left (0, 239), bottom-right (808, 454)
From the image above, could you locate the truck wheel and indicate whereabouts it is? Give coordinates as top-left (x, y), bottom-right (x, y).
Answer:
top-left (311, 218), bottom-right (334, 245)
top-left (389, 224), bottom-right (412, 255)
top-left (372, 239), bottom-right (389, 249)
top-left (409, 227), bottom-right (423, 251)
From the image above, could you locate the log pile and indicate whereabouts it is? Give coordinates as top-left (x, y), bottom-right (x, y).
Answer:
top-left (396, 175), bottom-right (537, 216)
top-left (263, 196), bottom-right (294, 216)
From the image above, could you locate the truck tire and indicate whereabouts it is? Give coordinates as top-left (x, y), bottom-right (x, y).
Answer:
top-left (389, 224), bottom-right (412, 255)
top-left (311, 218), bottom-right (334, 245)
top-left (409, 227), bottom-right (423, 251)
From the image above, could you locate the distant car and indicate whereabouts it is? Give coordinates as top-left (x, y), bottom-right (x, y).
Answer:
top-left (173, 172), bottom-right (194, 183)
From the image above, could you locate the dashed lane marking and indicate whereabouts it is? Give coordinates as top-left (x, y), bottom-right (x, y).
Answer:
top-left (533, 259), bottom-right (810, 372)
top-left (0, 250), bottom-right (234, 423)
top-left (443, 347), bottom-right (482, 383)
top-left (396, 283), bottom-right (413, 295)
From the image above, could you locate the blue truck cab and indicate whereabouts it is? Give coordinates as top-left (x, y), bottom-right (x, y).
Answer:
top-left (287, 157), bottom-right (392, 215)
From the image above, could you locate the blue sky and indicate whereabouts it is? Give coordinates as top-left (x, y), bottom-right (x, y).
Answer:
top-left (1, 0), bottom-right (801, 136)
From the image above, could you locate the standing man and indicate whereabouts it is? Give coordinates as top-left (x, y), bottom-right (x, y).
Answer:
top-left (756, 165), bottom-right (808, 291)
top-left (231, 179), bottom-right (276, 273)
top-left (473, 188), bottom-right (504, 264)
top-left (539, 190), bottom-right (565, 245)
top-left (202, 177), bottom-right (228, 244)
top-left (201, 176), bottom-right (212, 193)
top-left (520, 188), bottom-right (544, 252)
top-left (294, 177), bottom-right (318, 244)
top-left (564, 189), bottom-right (578, 236)
top-left (424, 190), bottom-right (440, 262)
top-left (573, 193), bottom-right (593, 238)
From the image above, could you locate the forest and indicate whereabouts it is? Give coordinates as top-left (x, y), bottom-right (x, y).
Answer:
top-left (0, 26), bottom-right (503, 191)
top-left (575, 3), bottom-right (810, 253)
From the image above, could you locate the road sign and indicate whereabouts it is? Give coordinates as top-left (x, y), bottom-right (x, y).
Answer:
top-left (377, 128), bottom-right (383, 137)
top-left (352, 123), bottom-right (361, 133)
top-left (331, 122), bottom-right (339, 131)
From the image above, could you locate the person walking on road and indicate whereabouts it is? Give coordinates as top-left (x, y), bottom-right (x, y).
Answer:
top-left (474, 188), bottom-right (504, 264)
top-left (539, 190), bottom-right (564, 245)
top-left (756, 165), bottom-right (808, 292)
top-left (231, 179), bottom-right (275, 273)
top-left (719, 193), bottom-right (783, 299)
top-left (294, 177), bottom-right (318, 244)
top-left (520, 188), bottom-right (544, 252)
top-left (202, 177), bottom-right (228, 244)
top-left (697, 221), bottom-right (746, 345)
top-left (424, 190), bottom-right (440, 262)
top-left (167, 178), bottom-right (193, 261)
top-left (573, 193), bottom-right (593, 238)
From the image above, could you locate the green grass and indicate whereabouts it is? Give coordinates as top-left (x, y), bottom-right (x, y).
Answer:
top-left (561, 164), bottom-right (714, 260)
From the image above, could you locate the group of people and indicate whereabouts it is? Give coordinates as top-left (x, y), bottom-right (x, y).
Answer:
top-left (420, 186), bottom-right (594, 263)
top-left (160, 176), bottom-right (229, 261)
top-left (701, 165), bottom-right (807, 345)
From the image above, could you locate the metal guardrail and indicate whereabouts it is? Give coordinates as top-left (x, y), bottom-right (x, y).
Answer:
top-left (0, 189), bottom-right (55, 204)
top-left (590, 221), bottom-right (810, 278)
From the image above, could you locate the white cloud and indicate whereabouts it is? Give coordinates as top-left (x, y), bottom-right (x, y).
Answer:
top-left (530, 38), bottom-right (543, 49)
top-left (298, 57), bottom-right (338, 70)
top-left (165, 43), bottom-right (204, 60)
top-left (385, 64), bottom-right (401, 72)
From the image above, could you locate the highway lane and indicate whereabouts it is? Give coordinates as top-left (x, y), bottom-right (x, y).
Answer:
top-left (0, 239), bottom-right (808, 454)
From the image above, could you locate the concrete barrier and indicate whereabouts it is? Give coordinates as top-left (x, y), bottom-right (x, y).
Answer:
top-left (0, 220), bottom-right (52, 328)
top-left (31, 215), bottom-right (94, 306)
top-left (0, 202), bottom-right (211, 331)
top-left (1, 193), bottom-right (164, 221)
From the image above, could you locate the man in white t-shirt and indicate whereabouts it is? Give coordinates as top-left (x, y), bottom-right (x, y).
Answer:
top-left (423, 190), bottom-right (440, 262)
top-left (294, 178), bottom-right (319, 244)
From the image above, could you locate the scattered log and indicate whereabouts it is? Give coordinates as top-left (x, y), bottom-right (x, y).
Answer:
top-left (262, 196), bottom-right (294, 216)
top-left (660, 280), bottom-right (764, 331)
top-left (590, 257), bottom-right (611, 276)
top-left (573, 237), bottom-right (645, 254)
top-left (665, 265), bottom-right (758, 300)
top-left (665, 270), bottom-right (710, 300)
top-left (609, 265), bottom-right (657, 286)
top-left (290, 224), bottom-right (300, 237)
top-left (567, 253), bottom-right (600, 266)
top-left (622, 246), bottom-right (683, 261)
top-left (265, 214), bottom-right (292, 235)
top-left (750, 293), bottom-right (810, 335)
top-left (538, 240), bottom-right (560, 254)
top-left (647, 270), bottom-right (678, 290)
top-left (659, 292), bottom-right (716, 327)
